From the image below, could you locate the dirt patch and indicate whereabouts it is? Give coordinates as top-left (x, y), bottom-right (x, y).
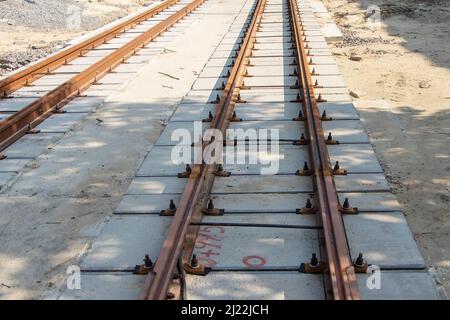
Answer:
top-left (322, 0), bottom-right (450, 297)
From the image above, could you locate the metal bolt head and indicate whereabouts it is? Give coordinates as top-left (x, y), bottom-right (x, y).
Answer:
top-left (207, 198), bottom-right (214, 210)
top-left (306, 198), bottom-right (312, 209)
top-left (169, 199), bottom-right (176, 211)
top-left (190, 254), bottom-right (199, 268)
top-left (310, 253), bottom-right (319, 267)
top-left (343, 198), bottom-right (350, 209)
top-left (303, 161), bottom-right (309, 171)
top-left (355, 252), bottom-right (364, 266)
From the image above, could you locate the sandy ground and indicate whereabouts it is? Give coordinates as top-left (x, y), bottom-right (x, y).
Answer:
top-left (321, 0), bottom-right (450, 296)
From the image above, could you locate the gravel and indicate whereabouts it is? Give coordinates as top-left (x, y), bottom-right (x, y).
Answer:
top-left (0, 41), bottom-right (65, 75)
top-left (0, 0), bottom-right (152, 30)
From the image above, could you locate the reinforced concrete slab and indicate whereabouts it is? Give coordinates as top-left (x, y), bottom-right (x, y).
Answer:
top-left (210, 193), bottom-right (311, 213)
top-left (155, 121), bottom-right (207, 146)
top-left (308, 56), bottom-right (336, 65)
top-left (344, 212), bottom-right (425, 267)
top-left (126, 176), bottom-right (186, 195)
top-left (36, 113), bottom-right (87, 133)
top-left (318, 102), bottom-right (359, 120)
top-left (186, 272), bottom-right (324, 300)
top-left (137, 146), bottom-right (196, 176)
top-left (236, 102), bottom-right (300, 120)
top-left (242, 76), bottom-right (298, 88)
top-left (59, 273), bottom-right (142, 300)
top-left (223, 144), bottom-right (308, 175)
top-left (212, 175), bottom-right (312, 194)
top-left (63, 96), bottom-right (105, 113)
top-left (114, 194), bottom-right (182, 214)
top-left (322, 120), bottom-right (369, 144)
top-left (171, 104), bottom-right (215, 121)
top-left (339, 192), bottom-right (401, 212)
top-left (357, 271), bottom-right (440, 300)
top-left (334, 173), bottom-right (389, 192)
top-left (316, 92), bottom-right (351, 102)
top-left (0, 97), bottom-right (37, 112)
top-left (201, 212), bottom-right (317, 226)
top-left (80, 215), bottom-right (171, 269)
top-left (247, 65), bottom-right (298, 77)
top-left (239, 91), bottom-right (298, 103)
top-left (229, 121), bottom-right (304, 141)
top-left (2, 133), bottom-right (63, 159)
top-left (308, 64), bottom-right (341, 75)
top-left (328, 144), bottom-right (383, 173)
top-left (182, 90), bottom-right (224, 104)
top-left (312, 75), bottom-right (346, 88)
top-left (0, 172), bottom-right (17, 191)
top-left (199, 66), bottom-right (234, 78)
top-left (0, 159), bottom-right (29, 172)
top-left (192, 225), bottom-right (318, 267)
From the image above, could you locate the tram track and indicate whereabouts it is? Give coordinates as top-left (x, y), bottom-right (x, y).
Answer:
top-left (55, 0), bottom-right (440, 301)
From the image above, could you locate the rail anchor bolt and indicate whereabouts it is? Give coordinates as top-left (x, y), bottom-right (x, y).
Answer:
top-left (214, 164), bottom-right (231, 177)
top-left (210, 94), bottom-right (221, 104)
top-left (132, 254), bottom-right (153, 274)
top-left (316, 93), bottom-right (327, 102)
top-left (293, 133), bottom-right (309, 145)
top-left (202, 198), bottom-right (224, 216)
top-left (183, 255), bottom-right (211, 276)
top-left (320, 110), bottom-right (331, 121)
top-left (325, 132), bottom-right (339, 145)
top-left (292, 109), bottom-right (305, 121)
top-left (290, 93), bottom-right (302, 103)
top-left (160, 199), bottom-right (177, 216)
top-left (332, 161), bottom-right (347, 175)
top-left (230, 111), bottom-right (242, 122)
top-left (299, 253), bottom-right (324, 273)
top-left (178, 164), bottom-right (192, 178)
top-left (290, 80), bottom-right (300, 89)
top-left (296, 161), bottom-right (313, 176)
top-left (296, 198), bottom-right (318, 214)
top-left (339, 197), bottom-right (359, 214)
top-left (353, 252), bottom-right (369, 273)
top-left (202, 111), bottom-right (214, 123)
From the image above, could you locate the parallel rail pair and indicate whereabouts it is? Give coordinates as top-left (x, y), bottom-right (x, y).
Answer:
top-left (140, 0), bottom-right (359, 300)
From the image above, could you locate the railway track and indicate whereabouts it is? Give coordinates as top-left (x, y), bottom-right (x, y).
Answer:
top-left (0, 0), bottom-right (205, 155)
top-left (54, 0), bottom-right (439, 300)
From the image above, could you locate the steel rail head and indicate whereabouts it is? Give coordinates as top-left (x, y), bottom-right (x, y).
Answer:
top-left (0, 0), bottom-right (206, 153)
top-left (288, 0), bottom-right (360, 300)
top-left (139, 0), bottom-right (267, 300)
top-left (0, 0), bottom-right (181, 97)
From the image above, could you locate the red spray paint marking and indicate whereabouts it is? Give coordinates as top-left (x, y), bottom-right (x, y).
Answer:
top-left (242, 255), bottom-right (267, 268)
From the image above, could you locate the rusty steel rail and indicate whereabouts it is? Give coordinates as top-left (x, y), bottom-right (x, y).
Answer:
top-left (288, 0), bottom-right (360, 299)
top-left (0, 0), bottom-right (205, 153)
top-left (0, 0), bottom-right (179, 97)
top-left (139, 0), bottom-right (267, 300)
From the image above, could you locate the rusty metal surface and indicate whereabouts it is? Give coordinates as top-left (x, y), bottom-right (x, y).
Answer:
top-left (289, 0), bottom-right (359, 299)
top-left (0, 0), bottom-right (205, 153)
top-left (140, 0), bottom-right (267, 300)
